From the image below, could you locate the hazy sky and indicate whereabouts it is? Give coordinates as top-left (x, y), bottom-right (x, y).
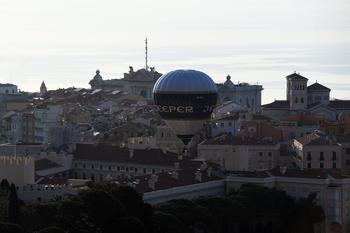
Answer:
top-left (0, 0), bottom-right (349, 103)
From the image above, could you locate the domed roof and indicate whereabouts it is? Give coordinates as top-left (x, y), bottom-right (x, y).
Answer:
top-left (153, 69), bottom-right (217, 94)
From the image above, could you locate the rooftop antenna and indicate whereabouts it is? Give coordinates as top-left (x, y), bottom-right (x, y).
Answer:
top-left (145, 37), bottom-right (149, 71)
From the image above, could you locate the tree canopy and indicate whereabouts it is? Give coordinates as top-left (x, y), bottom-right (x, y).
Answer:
top-left (0, 180), bottom-right (324, 233)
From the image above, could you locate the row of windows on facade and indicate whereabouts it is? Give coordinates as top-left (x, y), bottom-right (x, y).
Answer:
top-left (221, 149), bottom-right (274, 156)
top-left (306, 152), bottom-right (338, 161)
top-left (217, 122), bottom-right (237, 128)
top-left (73, 172), bottom-right (111, 181)
top-left (74, 163), bottom-right (161, 174)
top-left (294, 96), bottom-right (328, 104)
top-left (293, 84), bottom-right (306, 90)
top-left (307, 162), bottom-right (338, 169)
top-left (238, 98), bottom-right (255, 107)
top-left (4, 89), bottom-right (15, 94)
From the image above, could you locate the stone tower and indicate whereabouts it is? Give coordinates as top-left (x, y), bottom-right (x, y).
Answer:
top-left (40, 81), bottom-right (47, 95)
top-left (286, 72), bottom-right (308, 111)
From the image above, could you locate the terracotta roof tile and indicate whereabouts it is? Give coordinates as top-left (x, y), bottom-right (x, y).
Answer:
top-left (73, 144), bottom-right (198, 168)
top-left (307, 82), bottom-right (330, 91)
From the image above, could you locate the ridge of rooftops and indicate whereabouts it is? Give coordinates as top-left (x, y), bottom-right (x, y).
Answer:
top-left (226, 168), bottom-right (350, 180)
top-left (73, 143), bottom-right (200, 168)
top-left (201, 133), bottom-right (277, 146)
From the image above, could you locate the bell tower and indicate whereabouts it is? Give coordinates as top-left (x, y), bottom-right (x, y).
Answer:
top-left (286, 72), bottom-right (308, 111)
top-left (40, 81), bottom-right (47, 95)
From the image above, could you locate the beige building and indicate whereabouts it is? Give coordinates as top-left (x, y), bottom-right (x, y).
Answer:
top-left (198, 134), bottom-right (280, 171)
top-left (154, 125), bottom-right (184, 154)
top-left (280, 113), bottom-right (320, 140)
top-left (226, 168), bottom-right (350, 233)
top-left (293, 132), bottom-right (343, 170)
top-left (0, 156), bottom-right (35, 185)
top-left (72, 143), bottom-right (197, 182)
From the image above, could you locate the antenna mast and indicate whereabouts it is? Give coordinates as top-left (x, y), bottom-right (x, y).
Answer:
top-left (145, 37), bottom-right (148, 71)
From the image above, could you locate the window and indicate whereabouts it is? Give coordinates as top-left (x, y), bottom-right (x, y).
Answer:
top-left (83, 164), bottom-right (86, 169)
top-left (91, 164), bottom-right (94, 169)
top-left (259, 152), bottom-right (263, 157)
top-left (74, 163), bottom-right (77, 168)
top-left (320, 163), bottom-right (324, 168)
top-left (117, 166), bottom-right (120, 171)
top-left (307, 163), bottom-right (311, 168)
top-left (135, 168), bottom-right (138, 173)
top-left (108, 166), bottom-right (111, 171)
top-left (126, 167), bottom-right (129, 172)
top-left (143, 168), bottom-right (146, 174)
top-left (268, 152), bottom-right (272, 157)
top-left (100, 165), bottom-right (103, 170)
top-left (82, 173), bottom-right (86, 179)
top-left (220, 123), bottom-right (224, 128)
top-left (320, 152), bottom-right (324, 161)
top-left (332, 152), bottom-right (337, 161)
top-left (228, 122), bottom-right (232, 127)
top-left (152, 169), bottom-right (155, 174)
top-left (333, 163), bottom-right (337, 168)
top-left (301, 98), bottom-right (304, 103)
top-left (295, 98), bottom-right (298, 103)
top-left (307, 152), bottom-right (312, 161)
top-left (347, 160), bottom-right (350, 166)
top-left (347, 148), bottom-right (350, 155)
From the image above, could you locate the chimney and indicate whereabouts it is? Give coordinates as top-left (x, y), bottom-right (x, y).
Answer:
top-left (151, 174), bottom-right (158, 182)
top-left (195, 170), bottom-right (202, 182)
top-left (129, 149), bottom-right (134, 158)
top-left (184, 149), bottom-right (188, 156)
top-left (207, 167), bottom-right (213, 177)
top-left (279, 166), bottom-right (287, 175)
top-left (148, 179), bottom-right (155, 190)
top-left (200, 162), bottom-right (208, 170)
top-left (161, 147), bottom-right (167, 154)
top-left (171, 171), bottom-right (179, 180)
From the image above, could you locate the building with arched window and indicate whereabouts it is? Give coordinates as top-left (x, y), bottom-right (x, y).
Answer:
top-left (89, 67), bottom-right (162, 99)
top-left (0, 83), bottom-right (18, 94)
top-left (262, 72), bottom-right (350, 121)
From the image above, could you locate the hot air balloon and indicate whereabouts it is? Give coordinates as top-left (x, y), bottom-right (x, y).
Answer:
top-left (153, 69), bottom-right (218, 145)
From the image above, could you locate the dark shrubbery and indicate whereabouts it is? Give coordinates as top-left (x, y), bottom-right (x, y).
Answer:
top-left (0, 179), bottom-right (324, 233)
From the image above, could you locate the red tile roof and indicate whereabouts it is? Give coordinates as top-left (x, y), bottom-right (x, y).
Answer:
top-left (286, 73), bottom-right (308, 80)
top-left (73, 144), bottom-right (199, 168)
top-left (307, 82), bottom-right (330, 91)
top-left (121, 167), bottom-right (222, 193)
top-left (201, 134), bottom-right (276, 146)
top-left (261, 100), bottom-right (289, 109)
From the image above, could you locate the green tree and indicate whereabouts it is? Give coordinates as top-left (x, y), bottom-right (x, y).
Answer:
top-left (78, 189), bottom-right (126, 233)
top-left (35, 226), bottom-right (66, 233)
top-left (8, 184), bottom-right (20, 223)
top-left (156, 199), bottom-right (212, 232)
top-left (113, 216), bottom-right (145, 233)
top-left (151, 211), bottom-right (189, 233)
top-left (0, 222), bottom-right (23, 233)
top-left (289, 193), bottom-right (324, 233)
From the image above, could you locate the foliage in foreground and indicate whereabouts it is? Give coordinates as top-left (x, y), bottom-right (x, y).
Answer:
top-left (0, 180), bottom-right (323, 233)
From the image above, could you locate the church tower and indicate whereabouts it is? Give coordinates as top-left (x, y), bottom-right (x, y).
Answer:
top-left (40, 81), bottom-right (47, 95)
top-left (286, 72), bottom-right (308, 111)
